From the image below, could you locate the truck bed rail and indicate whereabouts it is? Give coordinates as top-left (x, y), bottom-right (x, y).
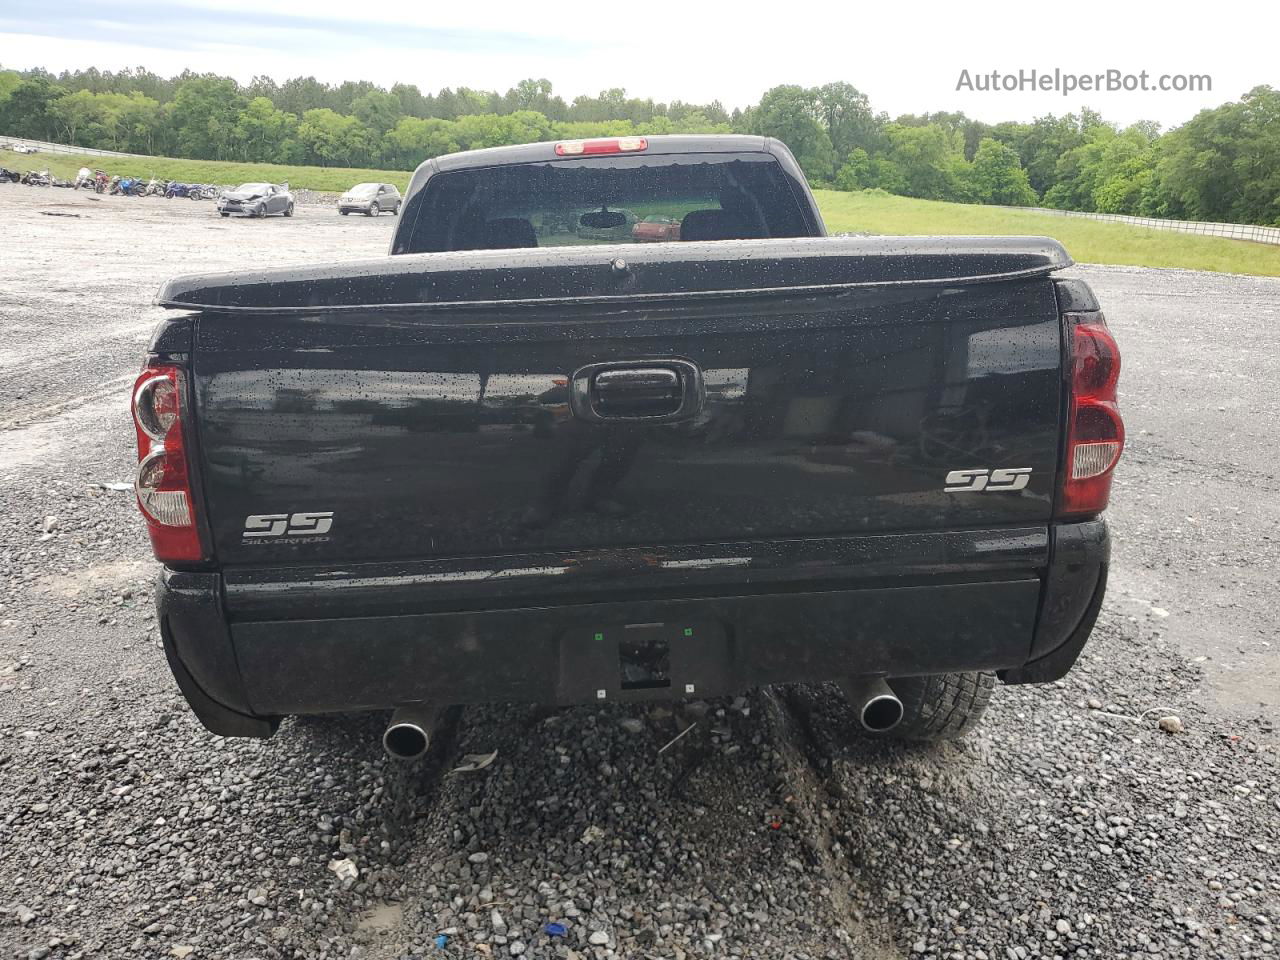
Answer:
top-left (156, 236), bottom-right (1072, 314)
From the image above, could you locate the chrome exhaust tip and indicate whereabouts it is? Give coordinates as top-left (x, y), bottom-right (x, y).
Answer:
top-left (839, 677), bottom-right (904, 733)
top-left (382, 703), bottom-right (440, 760)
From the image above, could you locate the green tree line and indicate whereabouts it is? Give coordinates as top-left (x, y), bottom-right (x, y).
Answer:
top-left (1, 66), bottom-right (1277, 226)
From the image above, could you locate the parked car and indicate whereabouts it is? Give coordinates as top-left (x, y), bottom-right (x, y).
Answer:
top-left (137, 135), bottom-right (1122, 756)
top-left (632, 215), bottom-right (681, 242)
top-left (216, 182), bottom-right (294, 218)
top-left (13, 143), bottom-right (38, 154)
top-left (339, 182), bottom-right (401, 216)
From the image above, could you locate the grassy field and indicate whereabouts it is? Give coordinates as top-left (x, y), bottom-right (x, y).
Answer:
top-left (5, 146), bottom-right (1279, 277)
top-left (815, 190), bottom-right (1280, 278)
top-left (0, 148), bottom-right (410, 193)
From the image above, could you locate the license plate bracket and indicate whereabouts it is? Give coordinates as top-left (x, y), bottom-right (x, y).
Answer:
top-left (557, 619), bottom-right (730, 702)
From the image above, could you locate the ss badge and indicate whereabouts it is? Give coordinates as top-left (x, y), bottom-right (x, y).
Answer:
top-left (944, 468), bottom-right (1032, 493)
top-left (243, 511), bottom-right (334, 539)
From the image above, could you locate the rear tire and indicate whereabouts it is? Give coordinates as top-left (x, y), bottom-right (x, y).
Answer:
top-left (284, 203), bottom-right (294, 217)
top-left (340, 209), bottom-right (349, 215)
top-left (219, 212), bottom-right (229, 217)
top-left (883, 672), bottom-right (995, 741)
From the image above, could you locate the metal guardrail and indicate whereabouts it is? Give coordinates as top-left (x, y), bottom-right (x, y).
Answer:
top-left (1006, 205), bottom-right (1280, 246)
top-left (0, 136), bottom-right (144, 159)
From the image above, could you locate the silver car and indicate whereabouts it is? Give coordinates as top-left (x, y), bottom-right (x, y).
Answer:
top-left (339, 182), bottom-right (401, 216)
top-left (217, 182), bottom-right (295, 218)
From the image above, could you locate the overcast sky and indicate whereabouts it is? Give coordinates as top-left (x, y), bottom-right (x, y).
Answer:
top-left (1, 0), bottom-right (1271, 130)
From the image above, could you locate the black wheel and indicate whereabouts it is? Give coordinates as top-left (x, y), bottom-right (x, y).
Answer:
top-left (391, 203), bottom-right (400, 216)
top-left (220, 212), bottom-right (229, 217)
top-left (368, 201), bottom-right (379, 217)
top-left (883, 672), bottom-right (995, 741)
top-left (340, 209), bottom-right (349, 215)
top-left (284, 203), bottom-right (294, 217)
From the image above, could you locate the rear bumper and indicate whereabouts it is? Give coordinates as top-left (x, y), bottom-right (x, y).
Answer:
top-left (158, 522), bottom-right (1108, 737)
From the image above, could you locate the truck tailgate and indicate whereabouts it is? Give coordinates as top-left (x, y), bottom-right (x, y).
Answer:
top-left (173, 237), bottom-right (1067, 567)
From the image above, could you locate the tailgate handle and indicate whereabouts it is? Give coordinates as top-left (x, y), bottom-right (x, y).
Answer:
top-left (570, 360), bottom-right (705, 423)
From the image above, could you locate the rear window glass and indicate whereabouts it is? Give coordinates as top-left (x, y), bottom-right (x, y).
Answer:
top-left (399, 153), bottom-right (811, 253)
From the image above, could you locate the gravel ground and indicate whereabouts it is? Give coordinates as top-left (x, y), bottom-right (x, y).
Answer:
top-left (0, 185), bottom-right (1277, 960)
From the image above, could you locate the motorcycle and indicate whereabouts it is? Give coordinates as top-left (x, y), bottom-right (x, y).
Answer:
top-left (188, 184), bottom-right (219, 201)
top-left (20, 170), bottom-right (51, 186)
top-left (146, 177), bottom-right (168, 196)
top-left (114, 176), bottom-right (147, 196)
top-left (0, 167), bottom-right (22, 183)
top-left (166, 181), bottom-right (194, 198)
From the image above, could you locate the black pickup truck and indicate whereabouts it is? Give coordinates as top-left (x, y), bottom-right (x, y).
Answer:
top-left (133, 135), bottom-right (1122, 756)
